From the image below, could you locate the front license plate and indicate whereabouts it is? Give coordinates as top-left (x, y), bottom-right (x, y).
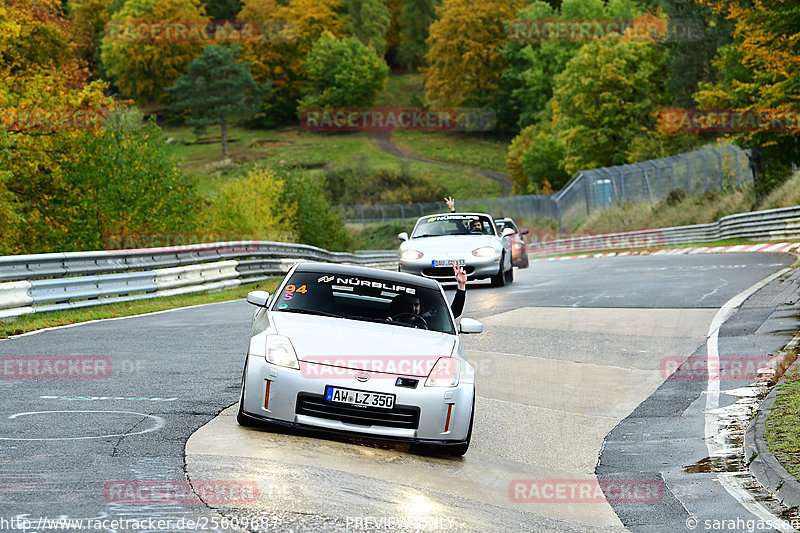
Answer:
top-left (432, 259), bottom-right (465, 267)
top-left (325, 386), bottom-right (395, 409)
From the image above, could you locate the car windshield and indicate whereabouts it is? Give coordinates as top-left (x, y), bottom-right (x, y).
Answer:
top-left (270, 271), bottom-right (456, 334)
top-left (411, 214), bottom-right (495, 238)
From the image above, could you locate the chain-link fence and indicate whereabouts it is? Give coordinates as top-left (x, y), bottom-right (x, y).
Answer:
top-left (342, 144), bottom-right (753, 229)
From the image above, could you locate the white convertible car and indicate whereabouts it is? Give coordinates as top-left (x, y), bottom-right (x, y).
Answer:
top-left (237, 262), bottom-right (482, 455)
top-left (398, 213), bottom-right (515, 286)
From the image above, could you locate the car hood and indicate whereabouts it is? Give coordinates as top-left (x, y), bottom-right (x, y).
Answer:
top-left (269, 312), bottom-right (456, 377)
top-left (401, 234), bottom-right (502, 255)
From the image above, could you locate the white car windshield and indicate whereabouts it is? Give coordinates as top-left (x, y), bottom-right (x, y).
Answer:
top-left (411, 214), bottom-right (495, 238)
top-left (271, 271), bottom-right (456, 334)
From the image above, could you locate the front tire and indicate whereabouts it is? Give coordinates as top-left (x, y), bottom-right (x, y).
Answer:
top-left (490, 255), bottom-right (506, 287)
top-left (236, 363), bottom-right (258, 427)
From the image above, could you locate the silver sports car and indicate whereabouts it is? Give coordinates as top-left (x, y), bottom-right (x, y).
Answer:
top-left (398, 213), bottom-right (515, 286)
top-left (237, 262), bottom-right (482, 455)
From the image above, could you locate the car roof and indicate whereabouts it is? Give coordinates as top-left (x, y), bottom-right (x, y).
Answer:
top-left (420, 212), bottom-right (493, 218)
top-left (293, 261), bottom-right (443, 290)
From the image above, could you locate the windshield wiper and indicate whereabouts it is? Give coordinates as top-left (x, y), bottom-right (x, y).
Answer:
top-left (412, 233), bottom-right (443, 238)
top-left (279, 308), bottom-right (340, 318)
top-left (343, 314), bottom-right (391, 325)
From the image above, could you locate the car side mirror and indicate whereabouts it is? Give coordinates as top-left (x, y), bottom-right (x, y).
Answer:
top-left (501, 228), bottom-right (515, 237)
top-left (459, 318), bottom-right (483, 334)
top-left (246, 290), bottom-right (270, 307)
top-left (398, 232), bottom-right (409, 241)
top-left (520, 229), bottom-right (530, 235)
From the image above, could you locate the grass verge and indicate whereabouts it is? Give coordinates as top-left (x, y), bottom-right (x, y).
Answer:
top-left (765, 359), bottom-right (800, 480)
top-left (0, 279), bottom-right (281, 339)
top-left (392, 130), bottom-right (510, 172)
top-left (165, 126), bottom-right (502, 199)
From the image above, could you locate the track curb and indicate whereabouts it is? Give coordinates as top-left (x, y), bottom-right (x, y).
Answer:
top-left (745, 335), bottom-right (800, 510)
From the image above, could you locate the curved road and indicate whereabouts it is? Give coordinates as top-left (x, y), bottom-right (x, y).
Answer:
top-left (367, 131), bottom-right (513, 196)
top-left (0, 253), bottom-right (797, 532)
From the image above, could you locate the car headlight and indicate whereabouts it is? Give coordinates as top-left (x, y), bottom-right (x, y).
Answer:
top-left (425, 357), bottom-right (460, 387)
top-left (266, 335), bottom-right (300, 369)
top-left (472, 246), bottom-right (498, 257)
top-left (401, 250), bottom-right (424, 260)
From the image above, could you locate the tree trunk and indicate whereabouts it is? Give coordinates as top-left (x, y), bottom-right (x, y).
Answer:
top-left (221, 118), bottom-right (228, 156)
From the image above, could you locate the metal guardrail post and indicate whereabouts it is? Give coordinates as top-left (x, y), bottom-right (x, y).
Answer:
top-left (670, 159), bottom-right (675, 191)
top-left (678, 154), bottom-right (691, 194)
top-left (709, 147), bottom-right (724, 188)
top-left (698, 151), bottom-right (708, 191)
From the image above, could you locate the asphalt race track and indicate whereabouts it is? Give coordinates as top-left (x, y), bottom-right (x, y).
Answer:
top-left (1, 252), bottom-right (798, 532)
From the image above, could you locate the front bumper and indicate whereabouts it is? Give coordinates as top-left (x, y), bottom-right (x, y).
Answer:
top-left (399, 255), bottom-right (501, 281)
top-left (240, 356), bottom-right (474, 443)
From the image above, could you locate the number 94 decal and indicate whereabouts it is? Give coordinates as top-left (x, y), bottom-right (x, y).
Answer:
top-left (282, 284), bottom-right (308, 301)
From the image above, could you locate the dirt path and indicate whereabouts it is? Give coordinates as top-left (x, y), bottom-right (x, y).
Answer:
top-left (368, 130), bottom-right (513, 196)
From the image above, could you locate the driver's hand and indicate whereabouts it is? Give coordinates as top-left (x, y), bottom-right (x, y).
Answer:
top-left (453, 262), bottom-right (467, 290)
top-left (444, 196), bottom-right (455, 211)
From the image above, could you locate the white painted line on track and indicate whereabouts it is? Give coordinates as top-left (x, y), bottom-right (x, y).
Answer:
top-left (702, 267), bottom-right (793, 532)
top-left (0, 410), bottom-right (165, 441)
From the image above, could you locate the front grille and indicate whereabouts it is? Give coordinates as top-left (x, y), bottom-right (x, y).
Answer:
top-left (423, 266), bottom-right (475, 278)
top-left (296, 393), bottom-right (420, 429)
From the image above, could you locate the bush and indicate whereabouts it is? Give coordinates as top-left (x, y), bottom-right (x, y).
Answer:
top-left (297, 32), bottom-right (388, 111)
top-left (273, 164), bottom-right (354, 251)
top-left (207, 166), bottom-right (297, 242)
top-left (59, 108), bottom-right (200, 251)
top-left (323, 155), bottom-right (445, 205)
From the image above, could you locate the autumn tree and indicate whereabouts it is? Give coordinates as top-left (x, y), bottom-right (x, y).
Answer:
top-left (59, 109), bottom-right (200, 251)
top-left (502, 0), bottom-right (644, 131)
top-left (167, 44), bottom-right (269, 156)
top-left (397, 0), bottom-right (440, 70)
top-left (205, 0), bottom-right (242, 19)
top-left (100, 0), bottom-right (209, 105)
top-left (553, 39), bottom-right (671, 173)
top-left (423, 0), bottom-right (522, 114)
top-left (209, 165), bottom-right (297, 242)
top-left (240, 0), bottom-right (343, 126)
top-left (694, 0), bottom-right (800, 198)
top-left (67, 0), bottom-right (113, 77)
top-left (0, 0), bottom-right (114, 253)
top-left (297, 32), bottom-right (388, 110)
top-left (384, 0), bottom-right (403, 67)
top-left (341, 0), bottom-right (390, 57)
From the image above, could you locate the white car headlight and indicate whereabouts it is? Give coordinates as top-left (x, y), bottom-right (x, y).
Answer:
top-left (401, 250), bottom-right (424, 260)
top-left (425, 357), bottom-right (461, 387)
top-left (266, 335), bottom-right (300, 369)
top-left (472, 246), bottom-right (498, 257)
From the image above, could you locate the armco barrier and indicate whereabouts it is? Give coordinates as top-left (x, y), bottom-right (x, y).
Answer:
top-left (529, 205), bottom-right (800, 255)
top-left (0, 241), bottom-right (398, 320)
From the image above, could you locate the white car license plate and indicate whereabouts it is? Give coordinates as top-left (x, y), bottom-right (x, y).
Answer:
top-left (432, 259), bottom-right (465, 267)
top-left (325, 387), bottom-right (395, 409)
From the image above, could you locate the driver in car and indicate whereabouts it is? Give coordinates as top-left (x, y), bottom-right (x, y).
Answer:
top-left (389, 263), bottom-right (467, 323)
